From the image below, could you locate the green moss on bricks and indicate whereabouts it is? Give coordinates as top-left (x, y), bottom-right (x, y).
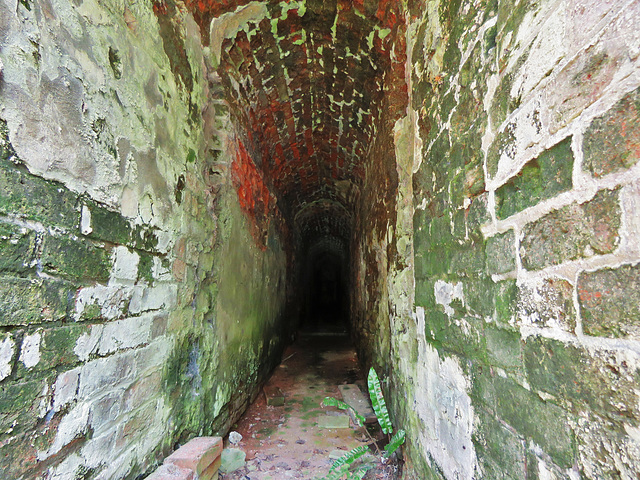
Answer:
top-left (84, 200), bottom-right (132, 245)
top-left (495, 137), bottom-right (574, 219)
top-left (495, 279), bottom-right (517, 327)
top-left (520, 188), bottom-right (621, 270)
top-left (41, 236), bottom-right (111, 283)
top-left (486, 229), bottom-right (515, 275)
top-left (473, 408), bottom-right (526, 479)
top-left (524, 336), bottom-right (640, 427)
top-left (583, 86), bottom-right (640, 177)
top-left (16, 326), bottom-right (88, 377)
top-left (449, 240), bottom-right (486, 276)
top-left (465, 276), bottom-right (496, 317)
top-left (137, 253), bottom-right (154, 284)
top-left (578, 263), bottom-right (640, 339)
top-left (0, 119), bottom-right (16, 163)
top-left (0, 224), bottom-right (36, 274)
top-left (487, 122), bottom-right (516, 178)
top-left (485, 326), bottom-right (522, 372)
top-left (131, 224), bottom-right (160, 253)
top-left (494, 375), bottom-right (575, 467)
top-left (0, 379), bottom-right (43, 434)
top-left (0, 167), bottom-right (79, 231)
top-left (0, 277), bottom-right (75, 326)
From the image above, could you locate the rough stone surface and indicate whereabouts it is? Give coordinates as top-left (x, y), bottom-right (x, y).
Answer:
top-left (219, 448), bottom-right (246, 474)
top-left (583, 86), bottom-right (640, 177)
top-left (1, 0), bottom-right (639, 479)
top-left (146, 464), bottom-right (195, 480)
top-left (578, 263), bottom-right (640, 339)
top-left (520, 188), bottom-right (621, 270)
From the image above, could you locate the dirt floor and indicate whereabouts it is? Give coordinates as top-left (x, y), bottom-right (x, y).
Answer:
top-left (219, 331), bottom-right (402, 480)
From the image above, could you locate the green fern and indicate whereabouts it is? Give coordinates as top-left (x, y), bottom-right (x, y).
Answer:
top-left (367, 368), bottom-right (392, 434)
top-left (320, 445), bottom-right (369, 480)
top-left (321, 397), bottom-right (366, 426)
top-left (384, 428), bottom-right (406, 458)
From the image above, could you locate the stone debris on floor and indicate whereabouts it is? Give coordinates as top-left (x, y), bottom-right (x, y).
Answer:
top-left (217, 332), bottom-right (401, 480)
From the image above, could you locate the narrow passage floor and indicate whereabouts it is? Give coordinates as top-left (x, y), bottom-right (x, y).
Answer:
top-left (219, 331), bottom-right (400, 480)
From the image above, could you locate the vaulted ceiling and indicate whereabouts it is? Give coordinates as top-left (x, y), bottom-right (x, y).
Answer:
top-left (184, 0), bottom-right (407, 248)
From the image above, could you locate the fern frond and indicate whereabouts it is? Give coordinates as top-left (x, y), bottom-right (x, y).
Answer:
top-left (383, 429), bottom-right (406, 458)
top-left (325, 445), bottom-right (369, 479)
top-left (321, 397), bottom-right (365, 426)
top-left (367, 368), bottom-right (392, 434)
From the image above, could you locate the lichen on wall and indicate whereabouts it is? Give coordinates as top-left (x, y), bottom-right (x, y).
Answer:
top-left (400, 0), bottom-right (640, 478)
top-left (0, 0), bottom-right (292, 478)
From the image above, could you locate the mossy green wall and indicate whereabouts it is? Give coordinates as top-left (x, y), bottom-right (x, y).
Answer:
top-left (0, 1), bottom-right (291, 478)
top-left (372, 0), bottom-right (640, 478)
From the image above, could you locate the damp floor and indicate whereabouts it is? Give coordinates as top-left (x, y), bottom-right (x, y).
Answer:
top-left (219, 330), bottom-right (401, 480)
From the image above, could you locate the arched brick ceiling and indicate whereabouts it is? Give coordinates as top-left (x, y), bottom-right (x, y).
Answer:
top-left (186, 0), bottom-right (406, 245)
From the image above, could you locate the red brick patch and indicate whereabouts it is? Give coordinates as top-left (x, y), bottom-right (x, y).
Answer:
top-left (164, 436), bottom-right (223, 476)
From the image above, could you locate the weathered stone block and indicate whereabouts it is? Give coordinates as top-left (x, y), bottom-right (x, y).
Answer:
top-left (0, 276), bottom-right (74, 326)
top-left (494, 375), bottom-right (575, 467)
top-left (524, 336), bottom-right (640, 426)
top-left (165, 437), bottom-right (222, 476)
top-left (583, 86), bottom-right (640, 177)
top-left (78, 351), bottom-right (136, 400)
top-left (0, 127), bottom-right (78, 230)
top-left (316, 414), bottom-right (351, 429)
top-left (263, 385), bottom-right (284, 406)
top-left (219, 448), bottom-right (246, 474)
top-left (495, 279), bottom-right (518, 327)
top-left (16, 326), bottom-right (87, 377)
top-left (0, 379), bottom-right (43, 434)
top-left (449, 240), bottom-right (486, 276)
top-left (427, 310), bottom-right (487, 361)
top-left (546, 45), bottom-right (621, 134)
top-left (83, 200), bottom-right (132, 245)
top-left (578, 263), bottom-right (640, 339)
top-left (485, 326), bottom-right (522, 371)
top-left (473, 408), bottom-right (526, 480)
top-left (468, 361), bottom-right (496, 410)
top-left (467, 192), bottom-right (491, 233)
top-left (464, 276), bottom-right (496, 317)
top-left (517, 277), bottom-right (576, 332)
top-left (0, 223), bottom-right (36, 274)
top-left (487, 123), bottom-right (516, 178)
top-left (520, 188), bottom-right (620, 270)
top-left (146, 463), bottom-right (194, 480)
top-left (495, 138), bottom-right (574, 219)
top-left (486, 230), bottom-right (515, 275)
top-left (41, 235), bottom-right (111, 283)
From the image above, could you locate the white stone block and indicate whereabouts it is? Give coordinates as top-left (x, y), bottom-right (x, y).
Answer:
top-left (19, 331), bottom-right (42, 369)
top-left (78, 352), bottom-right (136, 400)
top-left (129, 284), bottom-right (177, 314)
top-left (97, 315), bottom-right (152, 355)
top-left (74, 325), bottom-right (104, 362)
top-left (0, 334), bottom-right (15, 381)
top-left (109, 246), bottom-right (139, 284)
top-left (53, 368), bottom-right (80, 412)
top-left (38, 402), bottom-right (90, 460)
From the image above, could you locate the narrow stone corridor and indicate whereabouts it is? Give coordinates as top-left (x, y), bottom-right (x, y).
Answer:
top-left (1, 0), bottom-right (640, 479)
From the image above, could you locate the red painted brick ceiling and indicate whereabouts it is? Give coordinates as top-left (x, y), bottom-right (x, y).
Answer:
top-left (186, 0), bottom-right (407, 245)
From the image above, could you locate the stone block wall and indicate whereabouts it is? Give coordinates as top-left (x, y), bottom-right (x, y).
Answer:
top-left (387, 0), bottom-right (640, 478)
top-left (0, 1), bottom-right (291, 478)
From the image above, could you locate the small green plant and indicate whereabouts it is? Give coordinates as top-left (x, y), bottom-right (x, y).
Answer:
top-left (318, 367), bottom-right (406, 480)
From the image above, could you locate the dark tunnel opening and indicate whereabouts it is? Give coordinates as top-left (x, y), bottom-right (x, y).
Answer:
top-left (299, 243), bottom-right (351, 332)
